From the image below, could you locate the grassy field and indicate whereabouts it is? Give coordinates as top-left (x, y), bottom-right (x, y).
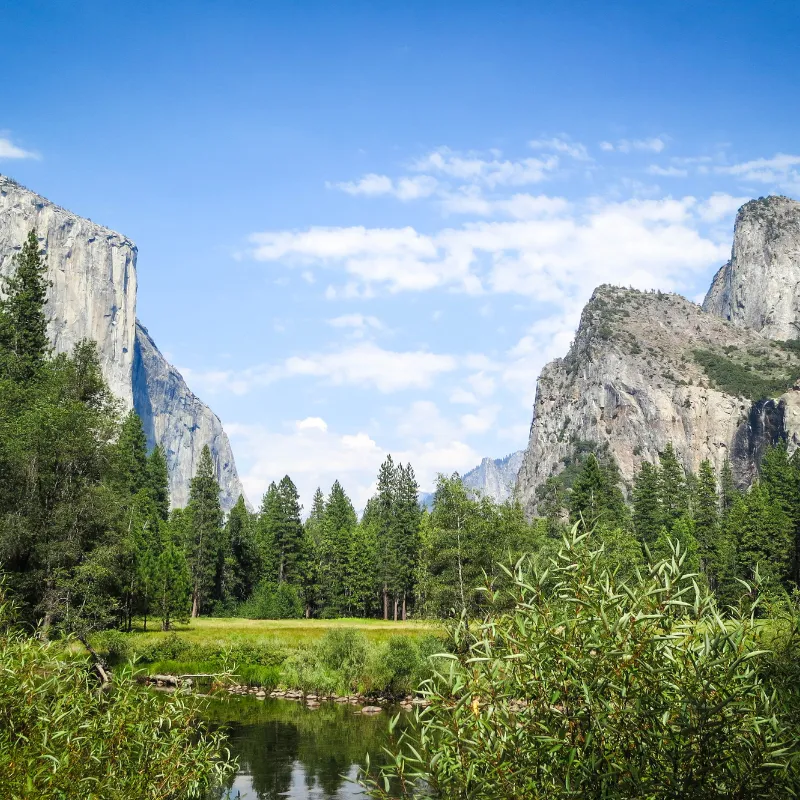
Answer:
top-left (129, 616), bottom-right (440, 649)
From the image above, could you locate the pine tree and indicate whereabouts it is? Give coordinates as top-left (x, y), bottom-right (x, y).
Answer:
top-left (375, 455), bottom-right (399, 619)
top-left (734, 483), bottom-right (793, 586)
top-left (321, 480), bottom-right (358, 613)
top-left (394, 463), bottom-right (422, 620)
top-left (720, 456), bottom-right (738, 514)
top-left (275, 475), bottom-right (303, 585)
top-left (569, 454), bottom-right (626, 528)
top-left (256, 482), bottom-right (281, 582)
top-left (300, 488), bottom-right (326, 616)
top-left (658, 443), bottom-right (689, 531)
top-left (0, 229), bottom-right (51, 381)
top-left (632, 461), bottom-right (662, 545)
top-left (185, 446), bottom-right (223, 617)
top-left (154, 514), bottom-right (190, 630)
top-left (224, 495), bottom-right (259, 603)
top-left (114, 411), bottom-right (149, 496)
top-left (693, 460), bottom-right (720, 579)
top-left (147, 445), bottom-right (170, 521)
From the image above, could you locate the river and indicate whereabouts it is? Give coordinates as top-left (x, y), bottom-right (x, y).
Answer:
top-left (202, 695), bottom-right (403, 799)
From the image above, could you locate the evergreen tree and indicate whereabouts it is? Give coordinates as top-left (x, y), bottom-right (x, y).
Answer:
top-left (658, 443), bottom-right (689, 531)
top-left (394, 463), bottom-right (422, 620)
top-left (693, 460), bottom-right (721, 579)
top-left (185, 446), bottom-right (223, 617)
top-left (154, 513), bottom-right (191, 630)
top-left (321, 480), bottom-right (357, 613)
top-left (147, 444), bottom-right (170, 521)
top-left (375, 455), bottom-right (399, 619)
top-left (733, 483), bottom-right (793, 586)
top-left (569, 454), bottom-right (626, 528)
top-left (224, 495), bottom-right (259, 603)
top-left (720, 456), bottom-right (738, 513)
top-left (275, 475), bottom-right (303, 585)
top-left (256, 482), bottom-right (280, 582)
top-left (632, 461), bottom-right (662, 545)
top-left (0, 229), bottom-right (51, 381)
top-left (300, 488), bottom-right (326, 616)
top-left (114, 410), bottom-right (149, 497)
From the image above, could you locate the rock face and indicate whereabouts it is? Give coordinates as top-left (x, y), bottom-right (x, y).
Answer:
top-left (0, 175), bottom-right (246, 511)
top-left (517, 195), bottom-right (800, 517)
top-left (0, 175), bottom-right (137, 405)
top-left (703, 196), bottom-right (800, 339)
top-left (462, 451), bottom-right (524, 503)
top-left (133, 323), bottom-right (245, 510)
top-left (516, 285), bottom-right (800, 516)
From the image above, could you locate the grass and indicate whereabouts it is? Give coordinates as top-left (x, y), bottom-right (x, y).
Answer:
top-left (129, 616), bottom-right (439, 649)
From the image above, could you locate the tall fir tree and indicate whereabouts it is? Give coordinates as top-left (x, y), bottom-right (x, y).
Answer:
top-left (321, 480), bottom-right (358, 613)
top-left (224, 495), bottom-right (260, 603)
top-left (632, 461), bottom-right (662, 545)
top-left (375, 455), bottom-right (399, 619)
top-left (147, 444), bottom-right (170, 521)
top-left (569, 453), bottom-right (626, 529)
top-left (693, 460), bottom-right (721, 579)
top-left (0, 229), bottom-right (51, 381)
top-left (114, 411), bottom-right (149, 497)
top-left (658, 443), bottom-right (689, 531)
top-left (275, 475), bottom-right (304, 585)
top-left (185, 446), bottom-right (223, 617)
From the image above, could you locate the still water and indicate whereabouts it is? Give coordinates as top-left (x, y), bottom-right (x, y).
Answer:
top-left (203, 696), bottom-right (400, 800)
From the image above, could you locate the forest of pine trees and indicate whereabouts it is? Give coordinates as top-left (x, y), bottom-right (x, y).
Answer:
top-left (2, 229), bottom-right (800, 637)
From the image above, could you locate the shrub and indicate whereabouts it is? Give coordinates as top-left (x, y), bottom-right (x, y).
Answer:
top-left (364, 527), bottom-right (800, 799)
top-left (383, 636), bottom-right (420, 696)
top-left (0, 598), bottom-right (233, 798)
top-left (95, 629), bottom-right (132, 665)
top-left (239, 581), bottom-right (304, 619)
top-left (315, 629), bottom-right (369, 691)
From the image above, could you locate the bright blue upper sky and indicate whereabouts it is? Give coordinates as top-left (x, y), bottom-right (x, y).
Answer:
top-left (3, 1), bottom-right (800, 509)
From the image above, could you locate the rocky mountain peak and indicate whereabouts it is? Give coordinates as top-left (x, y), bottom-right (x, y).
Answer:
top-left (703, 194), bottom-right (800, 339)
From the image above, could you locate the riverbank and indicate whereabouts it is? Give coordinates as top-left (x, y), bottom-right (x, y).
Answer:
top-left (94, 616), bottom-right (447, 700)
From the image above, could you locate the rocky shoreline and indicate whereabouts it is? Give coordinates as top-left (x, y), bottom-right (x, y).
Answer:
top-left (140, 673), bottom-right (430, 712)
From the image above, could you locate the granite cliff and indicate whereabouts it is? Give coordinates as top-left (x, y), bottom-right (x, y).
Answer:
top-left (0, 175), bottom-right (245, 511)
top-left (462, 451), bottom-right (524, 503)
top-left (517, 195), bottom-right (800, 517)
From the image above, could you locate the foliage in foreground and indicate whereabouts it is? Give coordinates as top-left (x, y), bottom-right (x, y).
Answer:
top-left (363, 528), bottom-right (800, 799)
top-left (0, 599), bottom-right (234, 799)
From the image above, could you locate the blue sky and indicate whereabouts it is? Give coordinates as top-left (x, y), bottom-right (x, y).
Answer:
top-left (2, 1), bottom-right (800, 510)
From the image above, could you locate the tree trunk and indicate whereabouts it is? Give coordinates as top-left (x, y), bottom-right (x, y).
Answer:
top-left (383, 583), bottom-right (388, 620)
top-left (402, 593), bottom-right (407, 621)
top-left (393, 595), bottom-right (398, 622)
top-left (191, 590), bottom-right (199, 618)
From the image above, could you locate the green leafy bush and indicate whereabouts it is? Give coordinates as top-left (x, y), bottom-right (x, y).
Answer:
top-left (0, 599), bottom-right (233, 799)
top-left (94, 628), bottom-right (133, 665)
top-left (238, 580), bottom-right (304, 619)
top-left (364, 528), bottom-right (800, 799)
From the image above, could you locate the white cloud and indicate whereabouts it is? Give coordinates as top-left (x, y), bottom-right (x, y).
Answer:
top-left (601, 137), bottom-right (666, 154)
top-left (529, 137), bottom-right (590, 160)
top-left (467, 371), bottom-right (496, 397)
top-left (296, 416), bottom-right (328, 432)
top-left (327, 313), bottom-right (383, 331)
top-left (449, 387), bottom-right (478, 404)
top-left (411, 147), bottom-right (559, 188)
top-left (0, 136), bottom-right (38, 160)
top-left (330, 173), bottom-right (438, 201)
top-left (697, 193), bottom-right (749, 223)
top-left (249, 195), bottom-right (726, 300)
top-left (646, 165), bottom-right (688, 177)
top-left (716, 153), bottom-right (800, 191)
top-left (284, 343), bottom-right (457, 393)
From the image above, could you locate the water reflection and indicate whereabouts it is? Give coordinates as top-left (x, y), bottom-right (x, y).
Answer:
top-left (203, 696), bottom-right (397, 799)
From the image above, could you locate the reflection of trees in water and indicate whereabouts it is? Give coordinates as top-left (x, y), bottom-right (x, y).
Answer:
top-left (204, 697), bottom-right (395, 799)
